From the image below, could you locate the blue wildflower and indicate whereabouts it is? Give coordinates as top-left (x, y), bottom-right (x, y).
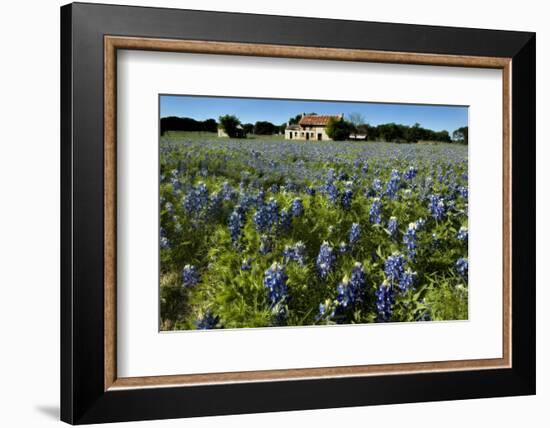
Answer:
top-left (385, 169), bottom-right (400, 199)
top-left (404, 166), bottom-right (418, 180)
top-left (372, 178), bottom-right (382, 193)
top-left (241, 258), bottom-right (252, 271)
top-left (369, 197), bottom-right (382, 224)
top-left (457, 226), bottom-right (468, 242)
top-left (228, 205), bottom-right (245, 243)
top-left (456, 257), bottom-right (468, 281)
top-left (387, 216), bottom-right (398, 237)
top-left (349, 223), bottom-right (361, 246)
top-left (403, 222), bottom-right (418, 259)
top-left (316, 241), bottom-right (335, 280)
top-left (290, 198), bottom-right (304, 217)
top-left (375, 280), bottom-right (395, 322)
top-left (398, 268), bottom-right (417, 291)
top-left (160, 236), bottom-right (170, 249)
top-left (259, 234), bottom-right (272, 255)
top-left (428, 194), bottom-right (446, 220)
top-left (283, 241), bottom-right (306, 265)
top-left (182, 265), bottom-right (200, 288)
top-left (338, 241), bottom-right (348, 254)
top-left (384, 253), bottom-right (406, 283)
top-left (195, 311), bottom-right (219, 330)
top-left (305, 186), bottom-right (316, 196)
top-left (263, 262), bottom-right (288, 308)
top-left (183, 182), bottom-right (209, 215)
top-left (341, 181), bottom-right (353, 209)
top-left (348, 262), bottom-right (367, 302)
top-left (279, 208), bottom-right (292, 231)
top-left (458, 186), bottom-right (468, 199)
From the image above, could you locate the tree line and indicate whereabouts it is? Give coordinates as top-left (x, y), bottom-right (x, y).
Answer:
top-left (161, 114), bottom-right (468, 144)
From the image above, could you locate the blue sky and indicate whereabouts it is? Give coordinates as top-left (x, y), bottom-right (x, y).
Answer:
top-left (160, 95), bottom-right (468, 133)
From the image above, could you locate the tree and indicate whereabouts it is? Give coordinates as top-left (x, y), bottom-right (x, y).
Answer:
top-left (242, 123), bottom-right (254, 135)
top-left (202, 119), bottom-right (218, 133)
top-left (218, 115), bottom-right (242, 138)
top-left (325, 118), bottom-right (354, 141)
top-left (254, 121), bottom-right (277, 135)
top-left (348, 112), bottom-right (366, 128)
top-left (452, 126), bottom-right (469, 144)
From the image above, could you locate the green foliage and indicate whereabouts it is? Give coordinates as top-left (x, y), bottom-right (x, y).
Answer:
top-left (453, 126), bottom-right (469, 144)
top-left (254, 121), bottom-right (278, 135)
top-left (325, 118), bottom-right (355, 141)
top-left (219, 114), bottom-right (243, 138)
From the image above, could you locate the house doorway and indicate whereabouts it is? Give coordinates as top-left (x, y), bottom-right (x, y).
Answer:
top-left (306, 133), bottom-right (309, 140)
top-left (317, 133), bottom-right (322, 140)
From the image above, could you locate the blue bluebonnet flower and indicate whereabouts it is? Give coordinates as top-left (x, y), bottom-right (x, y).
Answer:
top-left (164, 201), bottom-right (174, 215)
top-left (428, 194), bottom-right (446, 220)
top-left (208, 191), bottom-right (223, 216)
top-left (341, 181), bottom-right (353, 210)
top-left (182, 265), bottom-right (200, 288)
top-left (290, 198), bottom-right (304, 217)
top-left (278, 208), bottom-right (292, 231)
top-left (384, 253), bottom-right (406, 283)
top-left (387, 216), bottom-right (398, 237)
top-left (385, 169), bottom-right (400, 199)
top-left (375, 280), bottom-right (395, 322)
top-left (369, 197), bottom-right (382, 224)
top-left (324, 181), bottom-right (339, 204)
top-left (458, 186), bottom-right (468, 199)
top-left (160, 227), bottom-right (170, 249)
top-left (457, 226), bottom-right (468, 242)
top-left (403, 222), bottom-right (418, 259)
top-left (456, 257), bottom-right (468, 281)
top-left (317, 302), bottom-right (326, 320)
top-left (338, 241), bottom-right (348, 254)
top-left (348, 262), bottom-right (367, 302)
top-left (270, 183), bottom-right (279, 193)
top-left (183, 182), bottom-right (209, 215)
top-left (316, 241), bottom-right (335, 280)
top-left (336, 277), bottom-right (353, 309)
top-left (263, 262), bottom-right (288, 308)
top-left (195, 311), bottom-right (219, 330)
top-left (241, 258), bottom-right (252, 271)
top-left (254, 197), bottom-right (279, 232)
top-left (283, 241), bottom-right (306, 265)
top-left (170, 169), bottom-right (181, 191)
top-left (372, 178), bottom-right (382, 194)
top-left (404, 166), bottom-right (418, 180)
top-left (362, 161), bottom-right (369, 173)
top-left (259, 234), bottom-right (272, 255)
top-left (398, 268), bottom-right (417, 292)
top-left (228, 205), bottom-right (245, 243)
top-left (305, 186), bottom-right (316, 196)
top-left (160, 236), bottom-right (170, 249)
top-left (266, 198), bottom-right (279, 228)
top-left (221, 181), bottom-right (235, 201)
top-left (349, 223), bottom-right (361, 246)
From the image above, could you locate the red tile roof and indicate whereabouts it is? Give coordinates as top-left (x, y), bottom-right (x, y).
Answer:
top-left (299, 114), bottom-right (342, 126)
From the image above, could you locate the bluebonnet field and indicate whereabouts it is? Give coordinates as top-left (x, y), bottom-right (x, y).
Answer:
top-left (160, 135), bottom-right (468, 330)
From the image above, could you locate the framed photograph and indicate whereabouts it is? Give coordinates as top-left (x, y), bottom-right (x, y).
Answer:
top-left (61, 2), bottom-right (535, 424)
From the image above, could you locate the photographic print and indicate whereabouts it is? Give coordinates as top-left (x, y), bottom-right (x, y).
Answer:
top-left (159, 95), bottom-right (469, 331)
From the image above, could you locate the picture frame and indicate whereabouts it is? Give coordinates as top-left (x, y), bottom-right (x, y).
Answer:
top-left (60, 2), bottom-right (535, 424)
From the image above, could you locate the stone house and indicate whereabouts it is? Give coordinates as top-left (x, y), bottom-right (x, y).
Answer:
top-left (284, 113), bottom-right (344, 141)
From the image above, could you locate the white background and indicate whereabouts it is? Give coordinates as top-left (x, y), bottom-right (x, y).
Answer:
top-left (0, 0), bottom-right (546, 427)
top-left (118, 51), bottom-right (503, 377)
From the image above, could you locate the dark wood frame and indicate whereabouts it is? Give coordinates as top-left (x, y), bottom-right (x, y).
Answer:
top-left (61, 2), bottom-right (536, 424)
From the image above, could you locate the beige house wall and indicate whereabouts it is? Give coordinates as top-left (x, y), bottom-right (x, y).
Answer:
top-left (284, 125), bottom-right (331, 141)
